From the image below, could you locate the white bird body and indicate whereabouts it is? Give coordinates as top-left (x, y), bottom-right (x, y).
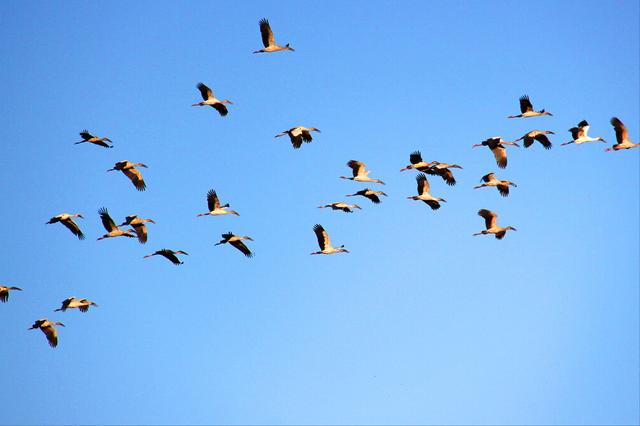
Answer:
top-left (341, 160), bottom-right (385, 184)
top-left (562, 120), bottom-right (606, 146)
top-left (406, 174), bottom-right (445, 210)
top-left (197, 189), bottom-right (239, 217)
top-left (311, 224), bottom-right (348, 255)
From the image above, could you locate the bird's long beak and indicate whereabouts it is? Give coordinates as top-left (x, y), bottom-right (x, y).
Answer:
top-left (106, 168), bottom-right (115, 172)
top-left (148, 219), bottom-right (156, 224)
top-left (191, 103), bottom-right (202, 106)
top-left (471, 144), bottom-right (481, 148)
top-left (549, 131), bottom-right (555, 134)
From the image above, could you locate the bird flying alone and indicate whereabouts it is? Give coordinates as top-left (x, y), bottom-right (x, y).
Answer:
top-left (346, 188), bottom-right (387, 204)
top-left (144, 249), bottom-right (189, 265)
top-left (0, 285), bottom-right (22, 303)
top-left (29, 319), bottom-right (65, 348)
top-left (472, 137), bottom-right (519, 169)
top-left (54, 297), bottom-right (98, 313)
top-left (97, 207), bottom-right (136, 241)
top-left (254, 18), bottom-right (294, 53)
top-left (407, 173), bottom-right (446, 210)
top-left (192, 82), bottom-right (233, 116)
top-left (75, 129), bottom-right (113, 148)
top-left (275, 126), bottom-right (320, 149)
top-left (215, 233), bottom-right (254, 257)
top-left (107, 160), bottom-right (148, 191)
top-left (119, 215), bottom-right (155, 244)
top-left (515, 130), bottom-right (554, 149)
top-left (318, 202), bottom-right (362, 213)
top-left (197, 189), bottom-right (239, 217)
top-left (474, 173), bottom-right (517, 197)
top-left (341, 160), bottom-right (385, 184)
top-left (508, 95), bottom-right (552, 118)
top-left (473, 209), bottom-right (517, 239)
top-left (311, 224), bottom-right (348, 255)
top-left (46, 213), bottom-right (85, 240)
top-left (561, 120), bottom-right (606, 146)
top-left (606, 117), bottom-right (638, 152)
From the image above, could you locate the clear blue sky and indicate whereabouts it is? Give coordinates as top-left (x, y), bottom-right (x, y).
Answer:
top-left (1, 1), bottom-right (638, 424)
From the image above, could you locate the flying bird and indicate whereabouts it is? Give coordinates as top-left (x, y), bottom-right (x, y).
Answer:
top-left (144, 249), bottom-right (189, 265)
top-left (318, 202), bottom-right (361, 213)
top-left (192, 82), bottom-right (233, 116)
top-left (400, 151), bottom-right (432, 172)
top-left (46, 213), bottom-right (85, 240)
top-left (424, 161), bottom-right (463, 186)
top-left (345, 188), bottom-right (388, 204)
top-left (275, 126), bottom-right (321, 149)
top-left (215, 233), bottom-right (254, 257)
top-left (29, 319), bottom-right (65, 348)
top-left (473, 209), bottom-right (517, 239)
top-left (0, 285), bottom-right (22, 303)
top-left (311, 224), bottom-right (349, 255)
top-left (75, 129), bottom-right (113, 148)
top-left (197, 189), bottom-right (239, 217)
top-left (561, 120), bottom-right (606, 146)
top-left (119, 215), bottom-right (155, 244)
top-left (107, 160), bottom-right (148, 191)
top-left (472, 137), bottom-right (519, 169)
top-left (253, 18), bottom-right (294, 53)
top-left (406, 173), bottom-right (446, 210)
top-left (474, 173), bottom-right (517, 197)
top-left (606, 117), bottom-right (638, 152)
top-left (97, 208), bottom-right (136, 241)
top-left (54, 297), bottom-right (98, 313)
top-left (515, 130), bottom-right (554, 149)
top-left (341, 160), bottom-right (385, 184)
top-left (508, 95), bottom-right (552, 118)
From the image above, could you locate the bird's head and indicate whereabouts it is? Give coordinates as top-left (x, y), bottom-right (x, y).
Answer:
top-left (245, 237), bottom-right (254, 241)
top-left (507, 226), bottom-right (517, 231)
top-left (76, 214), bottom-right (84, 219)
top-left (547, 131), bottom-right (555, 135)
top-left (147, 219), bottom-right (156, 224)
top-left (471, 143), bottom-right (482, 148)
top-left (222, 99), bottom-right (234, 105)
top-left (353, 205), bottom-right (362, 209)
top-left (286, 43), bottom-right (295, 51)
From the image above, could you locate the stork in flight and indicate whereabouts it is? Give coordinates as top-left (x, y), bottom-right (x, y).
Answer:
top-left (606, 117), bottom-right (638, 152)
top-left (197, 189), bottom-right (239, 217)
top-left (341, 160), bottom-right (385, 184)
top-left (424, 161), bottom-right (463, 186)
top-left (253, 18), bottom-right (294, 53)
top-left (311, 224), bottom-right (349, 255)
top-left (0, 285), bottom-right (22, 303)
top-left (472, 137), bottom-right (519, 169)
top-left (508, 95), bottom-right (552, 118)
top-left (407, 173), bottom-right (446, 210)
top-left (107, 160), bottom-right (148, 191)
top-left (192, 82), bottom-right (233, 116)
top-left (75, 129), bottom-right (113, 148)
top-left (215, 233), bottom-right (254, 257)
top-left (318, 202), bottom-right (362, 213)
top-left (515, 130), bottom-right (554, 149)
top-left (474, 173), bottom-right (517, 197)
top-left (46, 213), bottom-right (85, 240)
top-left (97, 208), bottom-right (136, 241)
top-left (119, 215), bottom-right (155, 244)
top-left (275, 126), bottom-right (321, 149)
top-left (400, 151), bottom-right (433, 172)
top-left (144, 249), bottom-right (189, 265)
top-left (29, 319), bottom-right (65, 348)
top-left (473, 209), bottom-right (517, 239)
top-left (346, 188), bottom-right (387, 204)
top-left (54, 297), bottom-right (98, 313)
top-left (561, 120), bottom-right (606, 146)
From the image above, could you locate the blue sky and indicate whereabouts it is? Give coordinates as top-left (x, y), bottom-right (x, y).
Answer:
top-left (1, 1), bottom-right (638, 424)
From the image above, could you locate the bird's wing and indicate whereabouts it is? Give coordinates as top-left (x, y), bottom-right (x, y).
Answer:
top-left (79, 130), bottom-right (94, 140)
top-left (347, 160), bottom-right (365, 177)
top-left (491, 146), bottom-right (508, 169)
top-left (497, 184), bottom-right (510, 197)
top-left (290, 132), bottom-right (303, 148)
top-left (534, 133), bottom-right (552, 149)
top-left (365, 193), bottom-right (381, 203)
top-left (478, 209), bottom-right (497, 229)
top-left (569, 127), bottom-right (581, 140)
top-left (159, 249), bottom-right (182, 265)
top-left (519, 95), bottom-right (533, 113)
top-left (0, 290), bottom-right (7, 302)
top-left (409, 151), bottom-right (423, 164)
top-left (481, 173), bottom-right (494, 183)
top-left (523, 135), bottom-right (534, 148)
top-left (98, 208), bottom-right (117, 232)
top-left (313, 224), bottom-right (329, 250)
top-left (416, 173), bottom-right (429, 194)
top-left (207, 189), bottom-right (220, 211)
top-left (230, 240), bottom-right (253, 257)
top-left (42, 326), bottom-right (58, 348)
top-left (301, 130), bottom-right (313, 143)
top-left (61, 219), bottom-right (85, 240)
top-left (577, 120), bottom-right (589, 136)
top-left (123, 168), bottom-right (146, 191)
top-left (212, 103), bottom-right (228, 116)
top-left (94, 139), bottom-right (111, 148)
top-left (132, 223), bottom-right (148, 244)
top-left (197, 82), bottom-right (213, 101)
top-left (438, 168), bottom-right (456, 186)
top-left (610, 117), bottom-right (628, 143)
top-left (424, 200), bottom-right (441, 210)
top-left (259, 18), bottom-right (275, 47)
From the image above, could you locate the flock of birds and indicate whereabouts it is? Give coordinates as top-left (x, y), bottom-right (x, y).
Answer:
top-left (3, 18), bottom-right (638, 349)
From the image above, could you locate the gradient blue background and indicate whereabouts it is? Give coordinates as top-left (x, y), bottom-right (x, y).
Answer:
top-left (1, 1), bottom-right (638, 424)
